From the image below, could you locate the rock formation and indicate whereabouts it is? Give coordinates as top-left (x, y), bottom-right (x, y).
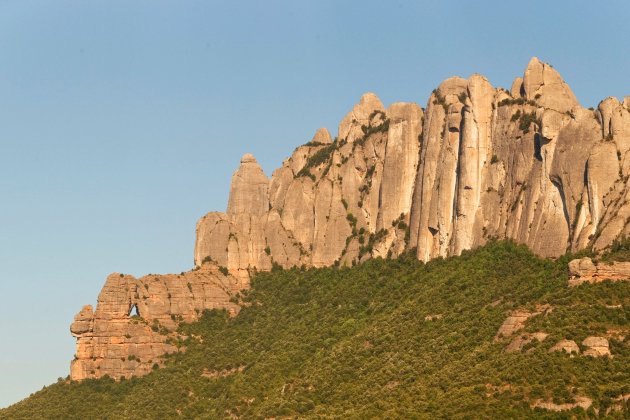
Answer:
top-left (195, 57), bottom-right (630, 269)
top-left (568, 257), bottom-right (630, 285)
top-left (72, 57), bottom-right (630, 380)
top-left (549, 339), bottom-right (580, 355)
top-left (70, 264), bottom-right (245, 380)
top-left (532, 396), bottom-right (593, 412)
top-left (582, 336), bottom-right (611, 357)
top-left (505, 332), bottom-right (548, 353)
top-left (495, 304), bottom-right (552, 341)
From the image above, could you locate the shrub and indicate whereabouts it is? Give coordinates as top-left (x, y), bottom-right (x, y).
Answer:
top-left (511, 110), bottom-right (522, 122)
top-left (497, 97), bottom-right (536, 107)
top-left (518, 111), bottom-right (538, 133)
top-left (432, 89), bottom-right (449, 112)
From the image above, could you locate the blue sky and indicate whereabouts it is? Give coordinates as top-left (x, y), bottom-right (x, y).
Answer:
top-left (1, 0), bottom-right (629, 408)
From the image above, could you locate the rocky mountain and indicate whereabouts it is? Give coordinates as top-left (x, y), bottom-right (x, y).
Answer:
top-left (71, 57), bottom-right (630, 381)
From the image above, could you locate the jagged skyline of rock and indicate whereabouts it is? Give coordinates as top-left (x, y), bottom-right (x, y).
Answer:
top-left (72, 57), bottom-right (630, 381)
top-left (196, 57), bottom-right (630, 269)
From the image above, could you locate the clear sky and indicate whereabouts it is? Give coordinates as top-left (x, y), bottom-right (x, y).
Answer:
top-left (1, 0), bottom-right (629, 408)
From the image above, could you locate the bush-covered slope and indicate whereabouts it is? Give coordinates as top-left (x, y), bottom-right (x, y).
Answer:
top-left (3, 242), bottom-right (630, 419)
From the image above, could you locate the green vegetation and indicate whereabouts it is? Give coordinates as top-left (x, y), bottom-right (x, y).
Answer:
top-left (518, 111), bottom-right (539, 134)
top-left (296, 143), bottom-right (336, 180)
top-left (498, 97), bottom-right (537, 107)
top-left (511, 109), bottom-right (522, 122)
top-left (355, 118), bottom-right (390, 149)
top-left (3, 242), bottom-right (630, 418)
top-left (601, 236), bottom-right (630, 262)
top-left (432, 89), bottom-right (449, 112)
top-left (358, 228), bottom-right (388, 259)
top-left (345, 213), bottom-right (357, 230)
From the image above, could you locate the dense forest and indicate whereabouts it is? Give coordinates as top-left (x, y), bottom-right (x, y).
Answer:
top-left (3, 241), bottom-right (630, 419)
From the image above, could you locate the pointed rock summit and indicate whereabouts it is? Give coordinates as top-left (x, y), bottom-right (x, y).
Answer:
top-left (523, 57), bottom-right (580, 112)
top-left (227, 153), bottom-right (269, 217)
top-left (338, 92), bottom-right (385, 141)
top-left (310, 127), bottom-right (332, 144)
top-left (240, 153), bottom-right (258, 163)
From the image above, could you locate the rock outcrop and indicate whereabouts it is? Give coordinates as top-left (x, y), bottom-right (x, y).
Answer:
top-left (73, 57), bottom-right (630, 380)
top-left (549, 339), bottom-right (580, 355)
top-left (532, 396), bottom-right (593, 412)
top-left (505, 332), bottom-right (548, 353)
top-left (70, 264), bottom-right (245, 380)
top-left (582, 336), bottom-right (611, 357)
top-left (568, 257), bottom-right (630, 286)
top-left (495, 304), bottom-right (552, 340)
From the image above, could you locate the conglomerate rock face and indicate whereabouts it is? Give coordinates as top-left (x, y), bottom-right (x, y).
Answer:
top-left (70, 265), bottom-right (245, 381)
top-left (73, 57), bottom-right (630, 380)
top-left (196, 57), bottom-right (630, 268)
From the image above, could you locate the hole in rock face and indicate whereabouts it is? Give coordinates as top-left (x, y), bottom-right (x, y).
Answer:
top-left (128, 304), bottom-right (140, 317)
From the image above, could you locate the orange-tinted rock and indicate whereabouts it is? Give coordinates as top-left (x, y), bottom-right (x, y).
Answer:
top-left (495, 305), bottom-right (552, 340)
top-left (582, 336), bottom-right (611, 357)
top-left (568, 257), bottom-right (630, 286)
top-left (70, 264), bottom-right (244, 381)
top-left (549, 339), bottom-right (580, 355)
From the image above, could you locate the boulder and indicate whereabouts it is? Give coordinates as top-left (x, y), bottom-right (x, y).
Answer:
top-left (582, 336), bottom-right (611, 357)
top-left (549, 339), bottom-right (580, 355)
top-left (505, 332), bottom-right (548, 353)
top-left (338, 92), bottom-right (384, 142)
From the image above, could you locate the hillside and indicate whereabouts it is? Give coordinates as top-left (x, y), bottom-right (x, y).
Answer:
top-left (68, 57), bottom-right (630, 383)
top-left (3, 242), bottom-right (629, 418)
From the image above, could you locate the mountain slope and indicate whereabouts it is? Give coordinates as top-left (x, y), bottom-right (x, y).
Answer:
top-left (3, 242), bottom-right (629, 418)
top-left (70, 57), bottom-right (630, 382)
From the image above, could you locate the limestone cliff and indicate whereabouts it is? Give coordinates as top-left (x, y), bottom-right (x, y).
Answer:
top-left (72, 57), bottom-right (630, 380)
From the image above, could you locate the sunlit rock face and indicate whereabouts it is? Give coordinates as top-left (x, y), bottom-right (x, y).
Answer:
top-left (73, 57), bottom-right (630, 380)
top-left (70, 265), bottom-right (244, 381)
top-left (196, 57), bottom-right (630, 266)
